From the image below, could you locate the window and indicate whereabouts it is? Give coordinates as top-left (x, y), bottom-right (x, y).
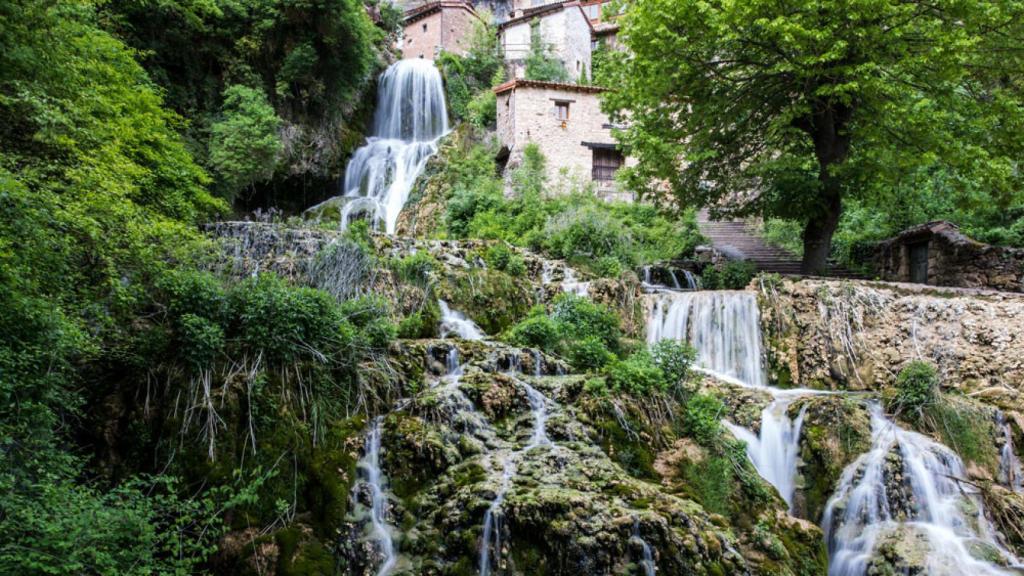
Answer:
top-left (555, 101), bottom-right (570, 121)
top-left (592, 148), bottom-right (623, 181)
top-left (422, 23), bottom-right (428, 32)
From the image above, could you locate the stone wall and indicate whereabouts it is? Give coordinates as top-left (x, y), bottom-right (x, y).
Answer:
top-left (402, 2), bottom-right (479, 60)
top-left (865, 221), bottom-right (1024, 293)
top-left (499, 3), bottom-right (591, 80)
top-left (496, 81), bottom-right (630, 198)
top-left (759, 278), bottom-right (1024, 401)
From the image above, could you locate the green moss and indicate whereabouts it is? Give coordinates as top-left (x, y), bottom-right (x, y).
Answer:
top-left (437, 268), bottom-right (534, 335)
top-left (275, 528), bottom-right (337, 576)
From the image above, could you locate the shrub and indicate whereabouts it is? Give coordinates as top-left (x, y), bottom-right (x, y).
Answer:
top-left (685, 393), bottom-right (725, 447)
top-left (178, 314), bottom-right (225, 369)
top-left (505, 308), bottom-right (560, 352)
top-left (651, 339), bottom-right (696, 390)
top-left (159, 270), bottom-right (228, 323)
top-left (567, 336), bottom-right (615, 371)
top-left (605, 352), bottom-right (666, 394)
top-left (397, 302), bottom-right (441, 339)
top-left (889, 360), bottom-right (939, 419)
top-left (700, 261), bottom-right (757, 290)
top-left (208, 85), bottom-right (283, 200)
top-left (395, 251), bottom-right (440, 285)
top-left (550, 293), bottom-right (621, 352)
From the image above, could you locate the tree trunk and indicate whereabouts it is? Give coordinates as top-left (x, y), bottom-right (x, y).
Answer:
top-left (799, 103), bottom-right (852, 276)
top-left (800, 186), bottom-right (842, 275)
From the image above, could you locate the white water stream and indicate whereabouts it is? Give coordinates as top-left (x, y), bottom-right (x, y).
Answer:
top-left (332, 59), bottom-right (448, 233)
top-left (354, 417), bottom-right (398, 576)
top-left (631, 518), bottom-right (656, 576)
top-left (439, 300), bottom-right (486, 340)
top-left (998, 412), bottom-right (1023, 493)
top-left (823, 403), bottom-right (1020, 576)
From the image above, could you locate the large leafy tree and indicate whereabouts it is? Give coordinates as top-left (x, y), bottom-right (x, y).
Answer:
top-left (602, 0), bottom-right (1024, 273)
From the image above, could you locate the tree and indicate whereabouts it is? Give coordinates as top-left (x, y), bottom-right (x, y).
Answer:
top-left (208, 85), bottom-right (283, 200)
top-left (602, 0), bottom-right (1024, 273)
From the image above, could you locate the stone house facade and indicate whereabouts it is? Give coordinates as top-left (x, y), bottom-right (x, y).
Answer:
top-left (401, 1), bottom-right (482, 60)
top-left (497, 2), bottom-right (593, 81)
top-left (865, 221), bottom-right (1024, 292)
top-left (494, 79), bottom-right (633, 198)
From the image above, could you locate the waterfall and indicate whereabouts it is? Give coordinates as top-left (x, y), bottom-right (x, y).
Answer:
top-left (478, 375), bottom-right (554, 575)
top-left (631, 518), bottom-right (656, 576)
top-left (823, 403), bottom-right (1019, 576)
top-left (439, 300), bottom-right (486, 340)
top-left (334, 59), bottom-right (448, 234)
top-left (645, 291), bottom-right (766, 388)
top-left (722, 394), bottom-right (808, 510)
top-left (998, 413), bottom-right (1022, 492)
top-left (681, 270), bottom-right (700, 290)
top-left (354, 417), bottom-right (398, 576)
top-left (562, 268), bottom-right (591, 297)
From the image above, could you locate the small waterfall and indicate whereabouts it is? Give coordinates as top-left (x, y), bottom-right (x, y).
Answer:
top-left (681, 270), bottom-right (700, 290)
top-left (823, 403), bottom-right (1019, 576)
top-left (478, 375), bottom-right (554, 574)
top-left (562, 268), bottom-right (591, 297)
top-left (439, 300), bottom-right (486, 340)
top-left (354, 417), bottom-right (398, 576)
top-left (998, 413), bottom-right (1022, 492)
top-left (723, 394), bottom-right (808, 510)
top-left (334, 59), bottom-right (448, 233)
top-left (631, 518), bottom-right (656, 576)
top-left (668, 270), bottom-right (682, 290)
top-left (646, 291), bottom-right (766, 388)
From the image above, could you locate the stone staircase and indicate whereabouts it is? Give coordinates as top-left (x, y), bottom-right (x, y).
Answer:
top-left (697, 212), bottom-right (861, 278)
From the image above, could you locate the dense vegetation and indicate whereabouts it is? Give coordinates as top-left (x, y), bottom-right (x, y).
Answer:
top-left (602, 0), bottom-right (1024, 273)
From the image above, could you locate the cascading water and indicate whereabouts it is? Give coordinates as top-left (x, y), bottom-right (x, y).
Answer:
top-left (333, 59), bottom-right (448, 233)
top-left (723, 394), bottom-right (808, 510)
top-left (353, 417), bottom-right (398, 576)
top-left (562, 268), bottom-right (591, 297)
top-left (998, 412), bottom-right (1022, 492)
top-left (646, 291), bottom-right (766, 388)
top-left (631, 518), bottom-right (656, 576)
top-left (478, 374), bottom-right (554, 575)
top-left (439, 300), bottom-right (486, 340)
top-left (823, 403), bottom-right (1019, 576)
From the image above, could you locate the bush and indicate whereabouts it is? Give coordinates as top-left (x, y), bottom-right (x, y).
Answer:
top-left (550, 294), bottom-right (621, 352)
top-left (684, 393), bottom-right (725, 447)
top-left (483, 243), bottom-right (526, 276)
top-left (178, 314), bottom-right (225, 369)
top-left (505, 308), bottom-right (561, 352)
top-left (605, 352), bottom-right (666, 394)
top-left (651, 339), bottom-right (696, 390)
top-left (567, 336), bottom-right (615, 371)
top-left (888, 360), bottom-right (939, 420)
top-left (394, 251), bottom-right (440, 285)
top-left (397, 302), bottom-right (441, 339)
top-left (208, 85), bottom-right (283, 200)
top-left (700, 261), bottom-right (758, 290)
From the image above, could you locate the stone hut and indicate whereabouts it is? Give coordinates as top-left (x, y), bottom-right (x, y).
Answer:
top-left (868, 221), bottom-right (1024, 292)
top-left (494, 79), bottom-right (633, 198)
top-left (401, 1), bottom-right (483, 60)
top-left (497, 1), bottom-right (593, 81)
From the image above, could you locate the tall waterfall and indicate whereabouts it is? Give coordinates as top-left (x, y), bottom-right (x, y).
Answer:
top-left (646, 290), bottom-right (766, 388)
top-left (337, 59), bottom-right (448, 234)
top-left (353, 417), bottom-right (398, 576)
top-left (823, 403), bottom-right (1019, 576)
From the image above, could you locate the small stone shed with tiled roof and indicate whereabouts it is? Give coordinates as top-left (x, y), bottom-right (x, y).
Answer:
top-left (866, 220), bottom-right (1024, 292)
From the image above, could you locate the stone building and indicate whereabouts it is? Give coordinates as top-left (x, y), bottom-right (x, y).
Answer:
top-left (401, 1), bottom-right (482, 60)
top-left (494, 79), bottom-right (632, 198)
top-left (866, 221), bottom-right (1024, 292)
top-left (497, 2), bottom-right (593, 81)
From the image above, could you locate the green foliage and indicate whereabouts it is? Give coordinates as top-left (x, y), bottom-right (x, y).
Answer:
top-left (441, 141), bottom-right (703, 276)
top-left (209, 84), bottom-right (283, 200)
top-left (684, 393), bottom-right (725, 447)
top-left (505, 307), bottom-right (562, 351)
top-left (394, 251), bottom-right (441, 285)
top-left (603, 0), bottom-right (1024, 272)
top-left (438, 11), bottom-right (503, 123)
top-left (550, 294), bottom-right (621, 353)
top-left (887, 361), bottom-right (939, 421)
top-left (524, 22), bottom-right (570, 82)
top-left (484, 243), bottom-right (527, 276)
top-left (179, 313), bottom-right (226, 369)
top-left (604, 351), bottom-right (666, 394)
top-left (397, 302), bottom-right (441, 339)
top-left (101, 0), bottom-right (386, 206)
top-left (650, 339), bottom-right (696, 391)
top-left (700, 261), bottom-right (757, 290)
top-left (567, 336), bottom-right (616, 371)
